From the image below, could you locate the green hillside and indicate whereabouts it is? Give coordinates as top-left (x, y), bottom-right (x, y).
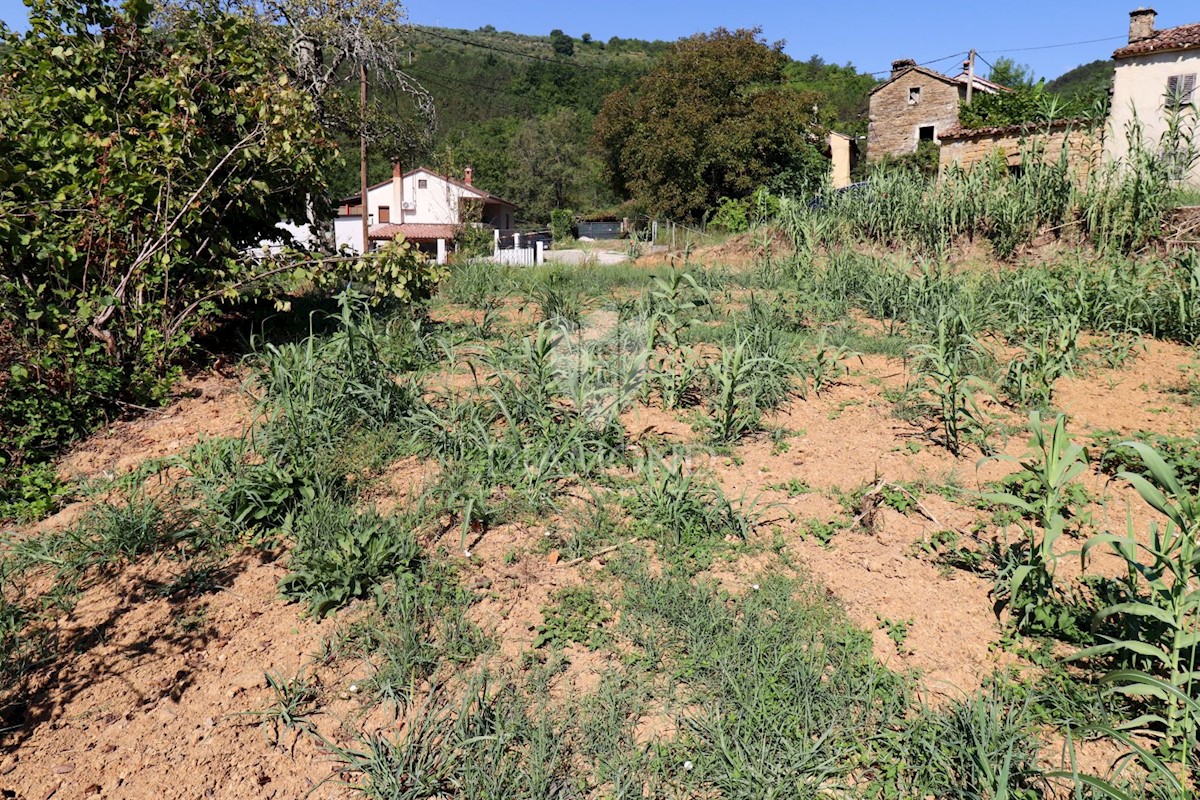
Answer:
top-left (333, 26), bottom-right (880, 222)
top-left (1046, 58), bottom-right (1114, 107)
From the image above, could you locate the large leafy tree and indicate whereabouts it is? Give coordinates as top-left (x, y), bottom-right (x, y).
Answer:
top-left (508, 109), bottom-right (612, 223)
top-left (594, 28), bottom-right (829, 220)
top-left (0, 0), bottom-right (334, 471)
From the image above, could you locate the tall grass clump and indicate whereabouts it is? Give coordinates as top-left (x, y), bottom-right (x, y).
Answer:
top-left (780, 119), bottom-right (1188, 259)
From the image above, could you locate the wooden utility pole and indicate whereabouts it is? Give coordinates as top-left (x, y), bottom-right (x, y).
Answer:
top-left (360, 61), bottom-right (369, 255)
top-left (965, 49), bottom-right (976, 105)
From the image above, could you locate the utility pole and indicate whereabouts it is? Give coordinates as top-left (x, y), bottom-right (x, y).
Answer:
top-left (965, 49), bottom-right (976, 105)
top-left (360, 61), bottom-right (369, 255)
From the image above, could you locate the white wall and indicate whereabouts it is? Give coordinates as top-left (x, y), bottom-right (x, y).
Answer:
top-left (350, 170), bottom-right (475, 230)
top-left (334, 216), bottom-right (364, 253)
top-left (1106, 50), bottom-right (1200, 184)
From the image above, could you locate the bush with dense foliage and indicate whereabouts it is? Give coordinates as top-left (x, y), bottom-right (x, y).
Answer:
top-left (594, 28), bottom-right (829, 220)
top-left (0, 0), bottom-right (336, 510)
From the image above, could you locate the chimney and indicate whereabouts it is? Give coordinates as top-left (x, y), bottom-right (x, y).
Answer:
top-left (464, 166), bottom-right (474, 186)
top-left (392, 162), bottom-right (403, 223)
top-left (891, 59), bottom-right (916, 79)
top-left (1129, 8), bottom-right (1156, 43)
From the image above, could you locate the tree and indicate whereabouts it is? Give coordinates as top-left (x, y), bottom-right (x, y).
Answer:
top-left (0, 0), bottom-right (334, 475)
top-left (507, 109), bottom-right (611, 222)
top-left (594, 28), bottom-right (828, 220)
top-left (550, 29), bottom-right (574, 58)
top-left (987, 56), bottom-right (1036, 89)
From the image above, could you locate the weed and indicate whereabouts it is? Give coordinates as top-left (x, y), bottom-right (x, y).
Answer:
top-left (534, 587), bottom-right (612, 650)
top-left (245, 670), bottom-right (321, 746)
top-left (877, 615), bottom-right (913, 654)
top-left (626, 457), bottom-right (757, 552)
top-left (278, 500), bottom-right (420, 619)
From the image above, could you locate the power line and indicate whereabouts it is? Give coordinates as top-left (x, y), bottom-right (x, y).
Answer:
top-left (978, 34), bottom-right (1126, 55)
top-left (412, 27), bottom-right (606, 71)
top-left (405, 65), bottom-right (529, 99)
top-left (864, 51), bottom-right (968, 77)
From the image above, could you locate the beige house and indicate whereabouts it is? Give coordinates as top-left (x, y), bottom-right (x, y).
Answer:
top-left (867, 59), bottom-right (1006, 160)
top-left (1106, 8), bottom-right (1200, 184)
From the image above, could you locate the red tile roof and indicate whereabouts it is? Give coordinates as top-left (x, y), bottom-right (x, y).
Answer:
top-left (1114, 22), bottom-right (1200, 58)
top-left (368, 223), bottom-right (461, 241)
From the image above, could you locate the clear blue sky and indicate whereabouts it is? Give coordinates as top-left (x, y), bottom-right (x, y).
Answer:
top-left (0, 0), bottom-right (1195, 80)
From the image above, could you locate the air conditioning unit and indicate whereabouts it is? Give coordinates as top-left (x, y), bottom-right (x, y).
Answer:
top-left (401, 201), bottom-right (416, 211)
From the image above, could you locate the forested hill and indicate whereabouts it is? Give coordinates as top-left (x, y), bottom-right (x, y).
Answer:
top-left (1045, 59), bottom-right (1115, 106)
top-left (333, 25), bottom-right (880, 222)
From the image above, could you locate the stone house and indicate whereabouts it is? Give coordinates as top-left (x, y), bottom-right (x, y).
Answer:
top-left (867, 59), bottom-right (1006, 161)
top-left (1106, 8), bottom-right (1200, 184)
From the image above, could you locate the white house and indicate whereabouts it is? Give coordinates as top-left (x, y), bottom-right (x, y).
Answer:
top-left (334, 165), bottom-right (519, 262)
top-left (1107, 8), bottom-right (1200, 184)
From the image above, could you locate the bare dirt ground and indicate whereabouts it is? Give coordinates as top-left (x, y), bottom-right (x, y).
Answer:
top-left (3, 312), bottom-right (1198, 799)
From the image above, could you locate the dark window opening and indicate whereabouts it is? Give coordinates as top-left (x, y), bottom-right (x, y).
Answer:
top-left (417, 178), bottom-right (428, 189)
top-left (909, 87), bottom-right (921, 104)
top-left (918, 125), bottom-right (935, 142)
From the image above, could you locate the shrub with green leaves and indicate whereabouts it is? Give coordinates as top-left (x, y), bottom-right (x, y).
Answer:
top-left (0, 0), bottom-right (335, 505)
top-left (279, 499), bottom-right (420, 619)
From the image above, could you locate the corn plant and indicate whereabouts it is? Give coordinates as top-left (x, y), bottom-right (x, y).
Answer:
top-left (654, 345), bottom-right (707, 409)
top-left (1075, 442), bottom-right (1200, 772)
top-left (1002, 314), bottom-right (1080, 408)
top-left (806, 330), bottom-right (861, 396)
top-left (703, 338), bottom-right (794, 444)
top-left (981, 413), bottom-right (1089, 634)
top-left (910, 312), bottom-right (991, 456)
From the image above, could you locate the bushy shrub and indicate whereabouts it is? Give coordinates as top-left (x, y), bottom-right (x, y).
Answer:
top-left (550, 209), bottom-right (574, 241)
top-left (0, 0), bottom-right (333, 513)
top-left (278, 499), bottom-right (420, 618)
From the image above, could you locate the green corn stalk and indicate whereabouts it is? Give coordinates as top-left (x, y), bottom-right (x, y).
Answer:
top-left (981, 413), bottom-right (1089, 631)
top-left (1075, 442), bottom-right (1200, 770)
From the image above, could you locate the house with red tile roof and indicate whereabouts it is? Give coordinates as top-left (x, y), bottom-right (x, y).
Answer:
top-left (334, 165), bottom-right (519, 262)
top-left (1107, 8), bottom-right (1200, 184)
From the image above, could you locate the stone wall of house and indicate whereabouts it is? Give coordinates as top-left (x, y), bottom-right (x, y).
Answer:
top-left (938, 126), bottom-right (1102, 182)
top-left (867, 73), bottom-right (961, 160)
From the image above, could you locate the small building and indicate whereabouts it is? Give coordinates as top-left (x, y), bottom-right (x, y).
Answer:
top-left (938, 119), bottom-right (1102, 182)
top-left (1106, 8), bottom-right (1200, 184)
top-left (827, 132), bottom-right (860, 188)
top-left (867, 59), bottom-right (1007, 161)
top-left (334, 166), bottom-right (518, 262)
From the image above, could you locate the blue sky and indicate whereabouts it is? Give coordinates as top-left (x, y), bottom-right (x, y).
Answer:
top-left (1, 0), bottom-right (1195, 80)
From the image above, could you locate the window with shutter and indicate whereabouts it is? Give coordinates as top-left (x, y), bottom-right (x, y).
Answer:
top-left (1166, 74), bottom-right (1197, 108)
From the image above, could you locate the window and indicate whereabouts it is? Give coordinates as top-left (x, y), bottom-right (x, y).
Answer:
top-left (1166, 74), bottom-right (1197, 109)
top-left (918, 125), bottom-right (936, 142)
top-left (909, 86), bottom-right (921, 104)
top-left (378, 205), bottom-right (390, 223)
top-left (417, 178), bottom-right (428, 189)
